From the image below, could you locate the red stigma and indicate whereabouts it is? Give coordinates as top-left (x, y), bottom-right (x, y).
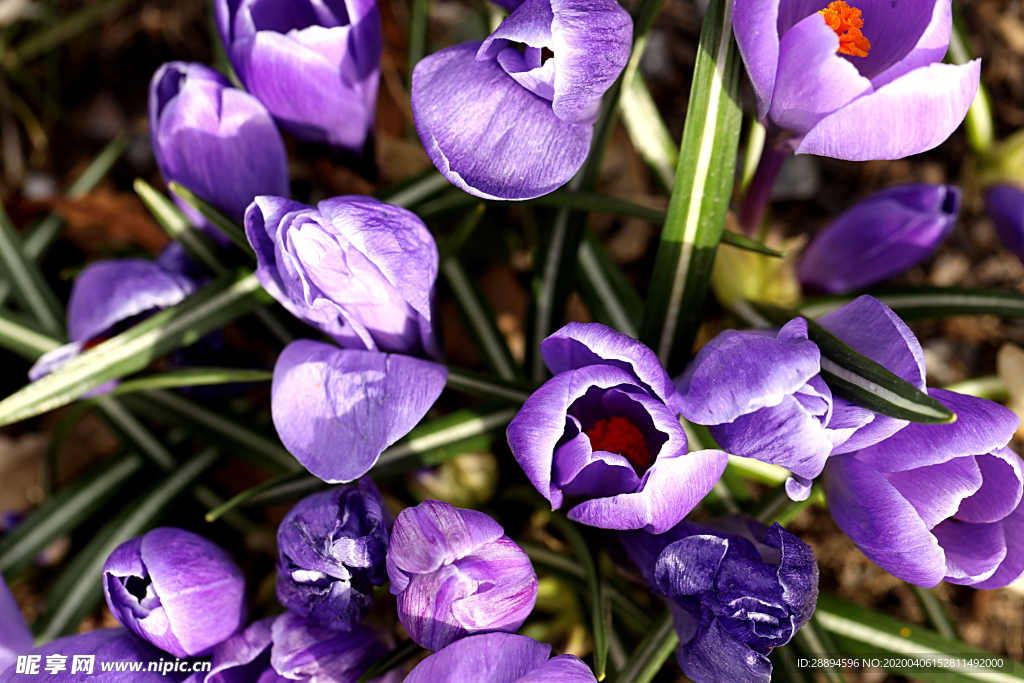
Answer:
top-left (585, 416), bottom-right (651, 473)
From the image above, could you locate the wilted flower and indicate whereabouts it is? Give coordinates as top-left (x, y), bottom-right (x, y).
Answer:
top-left (276, 480), bottom-right (389, 628)
top-left (798, 184), bottom-right (962, 294)
top-left (0, 575), bottom-right (31, 675)
top-left (386, 500), bottom-right (538, 652)
top-left (246, 195), bottom-right (441, 359)
top-left (824, 389), bottom-right (1024, 588)
top-left (102, 527), bottom-right (246, 658)
top-left (507, 323), bottom-right (728, 532)
top-left (985, 184), bottom-right (1024, 264)
top-left (734, 0), bottom-right (980, 160)
top-left (675, 296), bottom-right (925, 500)
top-left (215, 0), bottom-right (381, 154)
top-left (403, 632), bottom-right (597, 683)
top-left (0, 629), bottom-right (193, 682)
top-left (411, 0), bottom-right (632, 200)
top-left (149, 62), bottom-right (289, 237)
top-left (271, 340), bottom-right (448, 483)
top-left (621, 516), bottom-right (818, 683)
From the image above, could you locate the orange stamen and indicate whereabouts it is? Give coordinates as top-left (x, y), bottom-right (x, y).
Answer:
top-left (585, 416), bottom-right (651, 473)
top-left (819, 1), bottom-right (871, 57)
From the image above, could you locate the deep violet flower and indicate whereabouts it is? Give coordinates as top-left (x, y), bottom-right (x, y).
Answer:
top-left (276, 480), bottom-right (389, 628)
top-left (0, 629), bottom-right (192, 682)
top-left (246, 195), bottom-right (441, 359)
top-left (149, 62), bottom-right (289, 238)
top-left (271, 340), bottom-right (448, 483)
top-left (506, 323), bottom-right (728, 533)
top-left (0, 575), bottom-right (31, 675)
top-left (215, 0), bottom-right (381, 154)
top-left (102, 527), bottom-right (246, 658)
top-left (798, 183), bottom-right (961, 294)
top-left (204, 614), bottom-right (401, 683)
top-left (734, 0), bottom-right (980, 160)
top-left (621, 516), bottom-right (818, 683)
top-left (403, 632), bottom-right (597, 683)
top-left (386, 500), bottom-right (538, 652)
top-left (411, 0), bottom-right (632, 200)
top-left (823, 389), bottom-right (1024, 588)
top-left (674, 295), bottom-right (925, 500)
top-left (985, 184), bottom-right (1024, 264)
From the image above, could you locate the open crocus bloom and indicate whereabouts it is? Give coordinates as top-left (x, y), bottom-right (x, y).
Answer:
top-left (411, 0), bottom-right (632, 200)
top-left (824, 389), bottom-right (1024, 588)
top-left (734, 0), bottom-right (980, 160)
top-left (507, 323), bottom-right (728, 533)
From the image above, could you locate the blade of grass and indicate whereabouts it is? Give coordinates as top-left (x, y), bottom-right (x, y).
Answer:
top-left (0, 201), bottom-right (65, 337)
top-left (407, 0), bottom-right (430, 92)
top-left (107, 368), bottom-right (273, 396)
top-left (0, 305), bottom-right (60, 360)
top-left (135, 177), bottom-right (227, 276)
top-left (612, 610), bottom-right (678, 683)
top-left (445, 367), bottom-right (531, 404)
top-left (909, 585), bottom-right (959, 641)
top-left (621, 75), bottom-right (677, 192)
top-left (7, 0), bottom-right (134, 65)
top-left (167, 181), bottom-right (255, 256)
top-left (800, 286), bottom-right (1024, 321)
top-left (576, 232), bottom-right (643, 338)
top-left (357, 640), bottom-right (424, 683)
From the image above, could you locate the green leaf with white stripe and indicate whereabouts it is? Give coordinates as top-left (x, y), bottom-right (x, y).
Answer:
top-left (0, 270), bottom-right (271, 427)
top-left (751, 302), bottom-right (955, 424)
top-left (107, 367), bottom-right (273, 396)
top-left (637, 0), bottom-right (742, 373)
top-left (135, 178), bottom-right (229, 276)
top-left (576, 231), bottom-right (644, 338)
top-left (799, 286), bottom-right (1024, 322)
top-left (0, 202), bottom-right (66, 338)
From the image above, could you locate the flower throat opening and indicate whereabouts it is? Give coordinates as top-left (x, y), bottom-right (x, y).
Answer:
top-left (819, 1), bottom-right (871, 57)
top-left (586, 416), bottom-right (651, 473)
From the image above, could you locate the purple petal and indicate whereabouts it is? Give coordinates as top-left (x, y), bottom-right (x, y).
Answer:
top-left (478, 0), bottom-right (553, 58)
top-left (798, 184), bottom-right (961, 294)
top-left (515, 655), bottom-right (597, 683)
top-left (28, 341), bottom-right (85, 382)
top-left (972, 501), bottom-right (1024, 589)
top-left (0, 576), bottom-right (31, 676)
top-left (677, 618), bottom-right (772, 683)
top-left (654, 536), bottom-right (729, 596)
top-left (269, 613), bottom-right (393, 682)
top-left (796, 61), bottom-right (981, 160)
top-left (882, 456), bottom-right (982, 529)
top-left (732, 0), bottom-right (780, 121)
top-left (867, 0), bottom-right (951, 88)
top-left (954, 447), bottom-right (1024, 524)
top-left (768, 13), bottom-right (873, 137)
top-left (986, 184), bottom-right (1024, 263)
top-left (541, 322), bottom-right (677, 404)
top-left (403, 633), bottom-right (552, 683)
top-left (206, 617), bottom-right (274, 683)
top-left (823, 454), bottom-right (945, 587)
top-left (553, 425), bottom-right (642, 499)
top-left (412, 41), bottom-right (592, 200)
top-left (934, 518), bottom-right (1007, 585)
top-left (854, 390), bottom-right (1019, 472)
top-left (271, 340), bottom-right (448, 483)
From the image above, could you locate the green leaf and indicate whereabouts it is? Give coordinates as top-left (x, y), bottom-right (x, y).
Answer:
top-left (720, 231), bottom-right (783, 257)
top-left (380, 171), bottom-right (450, 208)
top-left (611, 610), bottom-right (679, 683)
top-left (792, 616), bottom-right (848, 683)
top-left (357, 640), bottom-right (424, 683)
top-left (407, 0), bottom-right (430, 92)
top-left (751, 302), bottom-right (955, 424)
top-left (637, 0), bottom-right (742, 373)
top-left (108, 367), bottom-right (273, 396)
top-left (445, 367), bottom-right (532, 404)
top-left (576, 232), bottom-right (644, 338)
top-left (204, 470), bottom-right (308, 522)
top-left (800, 286), bottom-right (1024, 322)
top-left (621, 74), bottom-right (678, 192)
top-left (814, 593), bottom-right (1024, 683)
top-left (167, 181), bottom-right (256, 257)
top-left (0, 452), bottom-right (144, 576)
top-left (135, 178), bottom-right (229, 276)
top-left (0, 306), bottom-right (61, 360)
top-left (8, 0), bottom-right (133, 64)
top-left (0, 270), bottom-right (270, 427)
top-left (33, 448), bottom-right (220, 641)
top-left (0, 202), bottom-right (66, 338)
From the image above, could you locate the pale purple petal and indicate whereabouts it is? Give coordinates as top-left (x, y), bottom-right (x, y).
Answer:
top-left (269, 613), bottom-right (394, 683)
top-left (0, 576), bottom-right (31, 676)
top-left (934, 518), bottom-right (1007, 585)
top-left (954, 447), bottom-right (1024, 524)
top-left (402, 633), bottom-right (552, 683)
top-left (882, 456), bottom-right (982, 529)
top-left (206, 617), bottom-right (274, 683)
top-left (732, 0), bottom-right (780, 121)
top-left (987, 184), bottom-right (1024, 263)
top-left (972, 501), bottom-right (1024, 589)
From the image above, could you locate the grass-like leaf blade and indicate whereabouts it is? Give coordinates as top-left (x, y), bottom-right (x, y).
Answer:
top-left (612, 610), bottom-right (679, 683)
top-left (356, 640), bottom-right (424, 683)
top-left (800, 286), bottom-right (1024, 322)
top-left (167, 181), bottom-right (256, 257)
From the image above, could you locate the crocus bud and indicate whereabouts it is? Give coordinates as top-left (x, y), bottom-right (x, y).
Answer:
top-left (271, 340), bottom-right (448, 483)
top-left (0, 629), bottom-right (193, 682)
top-left (798, 184), bottom-right (961, 294)
top-left (215, 0), bottom-right (381, 154)
top-left (675, 296), bottom-right (926, 501)
top-left (824, 389), bottom-right (1024, 589)
top-left (733, 0), bottom-right (979, 160)
top-left (386, 500), bottom-right (538, 652)
top-left (149, 62), bottom-right (289, 236)
top-left (276, 480), bottom-right (390, 628)
top-left (985, 184), bottom-right (1024, 263)
top-left (507, 323), bottom-right (728, 532)
top-left (0, 575), bottom-right (31, 675)
top-left (621, 516), bottom-right (818, 683)
top-left (246, 196), bottom-right (441, 359)
top-left (102, 527), bottom-right (246, 658)
top-left (404, 632), bottom-right (597, 683)
top-left (411, 0), bottom-right (632, 200)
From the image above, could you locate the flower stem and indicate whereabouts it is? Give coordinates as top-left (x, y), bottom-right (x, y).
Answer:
top-left (738, 141), bottom-right (790, 237)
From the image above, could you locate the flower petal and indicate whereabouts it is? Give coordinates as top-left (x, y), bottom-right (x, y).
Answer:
top-left (0, 575), bottom-right (32, 675)
top-left (972, 500), bottom-right (1024, 589)
top-left (934, 518), bottom-right (1007, 585)
top-left (403, 633), bottom-right (552, 683)
top-left (654, 536), bottom-right (729, 596)
top-left (271, 340), bottom-right (448, 483)
top-left (866, 0), bottom-right (950, 88)
top-left (732, 0), bottom-right (780, 121)
top-left (515, 655), bottom-right (597, 683)
top-left (677, 617), bottom-right (772, 683)
top-left (954, 447), bottom-right (1024, 524)
top-left (206, 617), bottom-right (275, 683)
top-left (882, 456), bottom-right (982, 529)
top-left (412, 41), bottom-right (592, 200)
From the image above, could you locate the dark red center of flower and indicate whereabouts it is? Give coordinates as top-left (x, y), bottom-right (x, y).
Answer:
top-left (585, 416), bottom-right (651, 472)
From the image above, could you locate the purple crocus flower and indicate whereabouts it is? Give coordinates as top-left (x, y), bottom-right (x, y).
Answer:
top-left (150, 62), bottom-right (289, 237)
top-left (271, 340), bottom-right (448, 483)
top-left (674, 295), bottom-right (925, 500)
top-left (0, 629), bottom-right (193, 682)
top-left (215, 0), bottom-right (381, 154)
top-left (734, 0), bottom-right (980, 160)
top-left (0, 575), bottom-right (31, 676)
top-left (621, 516), bottom-right (818, 683)
top-left (276, 480), bottom-right (389, 628)
top-left (102, 527), bottom-right (247, 658)
top-left (403, 632), bottom-right (597, 683)
top-left (507, 323), bottom-right (728, 532)
top-left (411, 0), bottom-right (632, 200)
top-left (985, 184), bottom-right (1024, 263)
top-left (386, 500), bottom-right (538, 652)
top-left (246, 195), bottom-right (441, 359)
top-left (28, 256), bottom-right (200, 383)
top-left (798, 184), bottom-right (961, 294)
top-left (823, 389), bottom-right (1024, 588)
top-left (205, 614), bottom-right (401, 683)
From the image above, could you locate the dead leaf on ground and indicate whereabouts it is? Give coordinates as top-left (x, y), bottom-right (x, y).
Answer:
top-left (45, 185), bottom-right (170, 254)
